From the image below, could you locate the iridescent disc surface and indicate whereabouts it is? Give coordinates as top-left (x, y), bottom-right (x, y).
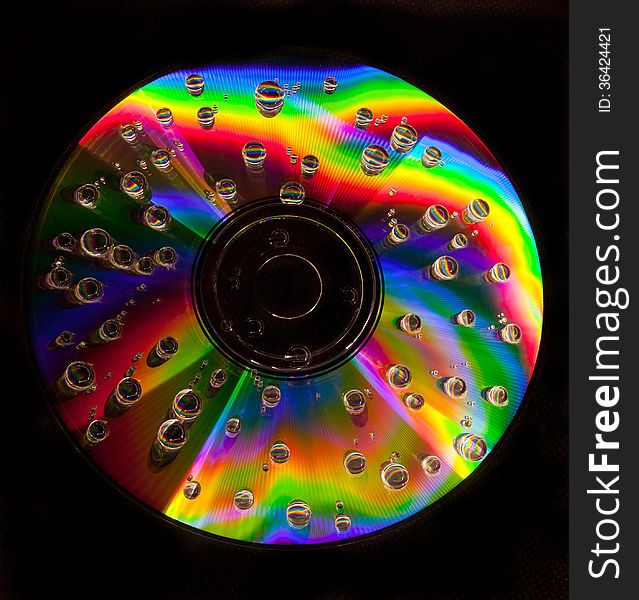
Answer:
top-left (28, 63), bottom-right (542, 545)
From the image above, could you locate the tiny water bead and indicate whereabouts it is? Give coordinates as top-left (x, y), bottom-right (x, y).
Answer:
top-left (142, 204), bottom-right (171, 230)
top-left (44, 266), bottom-right (72, 289)
top-left (216, 178), bottom-right (237, 203)
top-left (334, 514), bottom-right (352, 533)
top-left (80, 228), bottom-right (111, 258)
top-left (172, 389), bottom-right (202, 422)
top-left (270, 441), bottom-right (291, 464)
top-left (286, 499), bottom-right (312, 529)
top-left (323, 76), bottom-right (338, 94)
top-left (455, 309), bottom-right (476, 327)
top-left (361, 144), bottom-right (390, 176)
top-left (112, 377), bottom-right (142, 408)
top-left (156, 107), bottom-right (173, 127)
top-left (225, 416), bottom-right (242, 438)
top-left (242, 141), bottom-right (267, 170)
top-left (386, 364), bottom-right (412, 388)
top-left (342, 389), bottom-right (366, 415)
top-left (482, 385), bottom-right (509, 407)
top-left (430, 255), bottom-right (459, 281)
top-left (155, 336), bottom-right (179, 360)
top-left (152, 246), bottom-right (177, 268)
top-left (234, 489), bottom-right (254, 510)
top-left (380, 461), bottom-right (409, 491)
top-left (279, 181), bottom-right (305, 205)
top-left (421, 146), bottom-right (443, 168)
top-left (355, 107), bottom-right (374, 130)
top-left (484, 262), bottom-right (511, 284)
top-left (121, 171), bottom-right (147, 199)
top-left (63, 361), bottom-right (95, 392)
top-left (98, 319), bottom-right (122, 342)
top-left (403, 393), bottom-right (425, 410)
top-left (421, 455), bottom-right (442, 475)
top-left (420, 204), bottom-right (450, 232)
top-left (183, 480), bottom-right (201, 500)
top-left (209, 369), bottom-right (227, 388)
top-left (390, 124), bottom-right (418, 153)
top-left (120, 124), bottom-right (137, 144)
top-left (68, 277), bottom-right (104, 304)
top-left (254, 80), bottom-right (285, 117)
top-left (447, 233), bottom-right (468, 251)
top-left (385, 223), bottom-right (410, 246)
top-left (499, 323), bottom-right (523, 344)
top-left (261, 385), bottom-right (281, 408)
top-left (197, 106), bottom-right (215, 129)
top-left (107, 244), bottom-right (134, 269)
top-left (441, 376), bottom-right (467, 398)
top-left (344, 450), bottom-right (367, 475)
top-left (156, 419), bottom-right (188, 451)
top-left (300, 154), bottom-right (319, 177)
top-left (462, 198), bottom-right (490, 224)
top-left (453, 433), bottom-right (487, 461)
top-left (185, 73), bottom-right (204, 96)
top-left (85, 419), bottom-right (109, 444)
top-left (151, 149), bottom-right (172, 172)
top-left (73, 184), bottom-right (100, 208)
top-left (399, 313), bottom-right (422, 334)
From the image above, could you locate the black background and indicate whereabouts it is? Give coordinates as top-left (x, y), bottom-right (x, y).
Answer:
top-left (0, 1), bottom-right (567, 598)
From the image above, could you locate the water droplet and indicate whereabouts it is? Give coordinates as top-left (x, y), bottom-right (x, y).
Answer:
top-left (225, 416), bottom-right (241, 438)
top-left (420, 455), bottom-right (441, 475)
top-left (141, 204), bottom-right (171, 230)
top-left (390, 124), bottom-right (418, 153)
top-left (80, 227), bottom-right (111, 258)
top-left (44, 266), bottom-right (72, 290)
top-left (120, 124), bottom-right (137, 144)
top-left (462, 198), bottom-right (490, 224)
top-left (254, 80), bottom-right (285, 117)
top-left (361, 144), bottom-right (390, 176)
top-left (68, 277), bottom-right (104, 304)
top-left (420, 204), bottom-right (450, 232)
top-left (441, 376), bottom-right (467, 398)
top-left (155, 336), bottom-right (179, 360)
top-left (355, 107), bottom-right (374, 130)
top-left (172, 389), bottom-right (202, 422)
top-left (85, 419), bottom-right (109, 444)
top-left (185, 73), bottom-right (204, 96)
top-left (152, 246), bottom-right (177, 268)
top-left (183, 480), bottom-right (201, 499)
top-left (455, 309), bottom-right (476, 327)
top-left (403, 393), bottom-right (424, 410)
top-left (460, 415), bottom-right (473, 428)
top-left (209, 369), bottom-right (227, 389)
top-left (73, 184), bottom-right (100, 208)
top-left (499, 323), bottom-right (522, 344)
top-left (280, 181), bottom-right (305, 205)
top-left (454, 433), bottom-right (487, 461)
top-left (261, 463), bottom-right (270, 472)
top-left (197, 106), bottom-right (215, 129)
top-left (133, 257), bottom-right (154, 276)
top-left (151, 149), bottom-right (172, 172)
top-left (111, 376), bottom-right (142, 408)
top-left (121, 171), bottom-right (147, 199)
top-left (482, 385), bottom-right (509, 407)
top-left (380, 461), bottom-right (409, 491)
top-left (447, 233), bottom-right (468, 251)
top-left (215, 178), bottom-right (237, 203)
top-left (323, 76), bottom-right (338, 94)
top-left (156, 419), bottom-right (188, 451)
top-left (343, 450), bottom-right (367, 474)
top-left (103, 244), bottom-right (133, 270)
top-left (334, 514), bottom-right (352, 533)
top-left (234, 489), bottom-right (254, 510)
top-left (421, 146), bottom-right (443, 168)
top-left (300, 154), bottom-right (320, 177)
top-left (155, 107), bottom-right (173, 127)
top-left (386, 364), bottom-right (412, 388)
top-left (484, 262), bottom-right (511, 284)
top-left (242, 141), bottom-right (267, 171)
top-left (399, 313), bottom-right (422, 334)
top-left (262, 385), bottom-right (281, 408)
top-left (269, 441), bottom-right (291, 464)
top-left (286, 499), bottom-right (312, 529)
top-left (430, 255), bottom-right (459, 281)
top-left (98, 319), bottom-right (122, 342)
top-left (385, 223), bottom-right (410, 246)
top-left (52, 232), bottom-right (75, 252)
top-left (342, 389), bottom-right (366, 415)
top-left (63, 361), bottom-right (95, 393)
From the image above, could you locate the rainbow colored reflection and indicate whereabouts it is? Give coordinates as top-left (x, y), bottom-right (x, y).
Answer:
top-left (28, 63), bottom-right (542, 545)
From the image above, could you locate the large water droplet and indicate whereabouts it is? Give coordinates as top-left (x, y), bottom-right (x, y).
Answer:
top-left (209, 369), bottom-right (227, 388)
top-left (455, 309), bottom-right (476, 327)
top-left (172, 389), bottom-right (202, 422)
top-left (355, 107), bottom-right (373, 130)
top-left (106, 244), bottom-right (134, 269)
top-left (462, 198), bottom-right (490, 224)
top-left (120, 124), bottom-right (137, 144)
top-left (69, 277), bottom-right (104, 304)
top-left (334, 514), bottom-right (352, 533)
top-left (254, 80), bottom-right (285, 117)
top-left (63, 361), bottom-right (95, 392)
top-left (391, 124), bottom-right (418, 153)
top-left (323, 76), bottom-right (338, 94)
top-left (183, 480), bottom-right (201, 499)
top-left (242, 141), bottom-right (267, 171)
top-left (441, 376), bottom-right (467, 398)
top-left (430, 255), bottom-right (459, 280)
top-left (280, 181), bottom-right (305, 205)
top-left (156, 107), bottom-right (173, 127)
top-left (484, 262), bottom-right (511, 283)
top-left (300, 155), bottom-right (320, 177)
top-left (112, 377), bottom-right (142, 408)
top-left (225, 416), bottom-right (242, 438)
top-left (343, 450), bottom-right (367, 475)
top-left (98, 319), bottom-right (122, 342)
top-left (380, 461), bottom-right (409, 491)
top-left (399, 313), bottom-right (422, 334)
top-left (155, 336), bottom-right (179, 360)
top-left (234, 489), bottom-right (254, 510)
top-left (142, 204), bottom-right (171, 230)
top-left (286, 499), bottom-right (312, 529)
top-left (361, 144), bottom-right (390, 176)
top-left (403, 393), bottom-right (424, 410)
top-left (447, 233), bottom-right (468, 251)
top-left (386, 364), bottom-right (412, 388)
top-left (85, 419), bottom-right (109, 444)
top-left (420, 204), bottom-right (449, 232)
top-left (185, 73), bottom-right (204, 96)
top-left (269, 441), bottom-right (291, 464)
top-left (499, 323), bottom-right (522, 344)
top-left (215, 178), bottom-right (237, 203)
top-left (74, 184), bottom-right (100, 208)
top-left (421, 455), bottom-right (442, 475)
top-left (262, 385), bottom-right (281, 408)
top-left (197, 106), bottom-right (215, 129)
top-left (121, 171), bottom-right (147, 199)
top-left (151, 149), bottom-right (172, 172)
top-left (80, 228), bottom-right (111, 257)
top-left (343, 389), bottom-right (366, 415)
top-left (453, 433), bottom-right (487, 461)
top-left (482, 385), bottom-right (509, 407)
top-left (44, 266), bottom-right (72, 289)
top-left (385, 223), bottom-right (410, 246)
top-left (156, 419), bottom-right (188, 451)
top-left (421, 146), bottom-right (443, 168)
top-left (152, 246), bottom-right (177, 268)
